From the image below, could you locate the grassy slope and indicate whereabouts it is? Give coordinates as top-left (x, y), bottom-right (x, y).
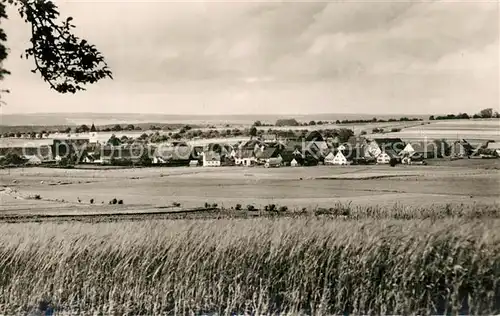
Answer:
top-left (0, 212), bottom-right (499, 314)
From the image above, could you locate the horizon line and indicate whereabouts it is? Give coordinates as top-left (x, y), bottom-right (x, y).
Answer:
top-left (1, 111), bottom-right (436, 117)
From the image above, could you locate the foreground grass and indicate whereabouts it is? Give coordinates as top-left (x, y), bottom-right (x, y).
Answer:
top-left (0, 218), bottom-right (499, 315)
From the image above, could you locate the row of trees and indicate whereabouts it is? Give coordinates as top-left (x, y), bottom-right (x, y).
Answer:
top-left (260, 117), bottom-right (423, 127)
top-left (429, 108), bottom-right (499, 121)
top-left (104, 127), bottom-right (355, 146)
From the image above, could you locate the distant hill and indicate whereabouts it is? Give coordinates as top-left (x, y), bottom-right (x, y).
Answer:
top-left (0, 112), bottom-right (429, 127)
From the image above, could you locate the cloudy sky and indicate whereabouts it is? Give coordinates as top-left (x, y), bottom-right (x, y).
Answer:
top-left (1, 0), bottom-right (498, 115)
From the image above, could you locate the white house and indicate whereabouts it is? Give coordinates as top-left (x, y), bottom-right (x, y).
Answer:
top-left (332, 151), bottom-right (348, 165)
top-left (24, 155), bottom-right (42, 165)
top-left (152, 156), bottom-right (166, 164)
top-left (324, 152), bottom-right (336, 165)
top-left (264, 156), bottom-right (283, 168)
top-left (401, 143), bottom-right (415, 156)
top-left (202, 151), bottom-right (221, 167)
top-left (486, 142), bottom-right (500, 156)
top-left (189, 160), bottom-right (199, 167)
top-left (376, 150), bottom-right (397, 164)
top-left (82, 156), bottom-right (94, 164)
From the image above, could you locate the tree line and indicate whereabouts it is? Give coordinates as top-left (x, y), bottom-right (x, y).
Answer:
top-left (256, 117), bottom-right (423, 127)
top-left (429, 108), bottom-right (499, 120)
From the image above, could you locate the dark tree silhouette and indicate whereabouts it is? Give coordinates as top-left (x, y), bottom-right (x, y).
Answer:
top-left (249, 126), bottom-right (257, 139)
top-left (0, 0), bottom-right (112, 99)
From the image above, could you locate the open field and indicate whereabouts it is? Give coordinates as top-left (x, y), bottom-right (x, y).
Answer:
top-left (0, 113), bottom-right (429, 126)
top-left (1, 119), bottom-right (498, 149)
top-left (0, 217), bottom-right (499, 314)
top-left (383, 119), bottom-right (500, 143)
top-left (1, 160), bottom-right (499, 219)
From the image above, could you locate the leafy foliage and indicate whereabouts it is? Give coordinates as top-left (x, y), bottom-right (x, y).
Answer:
top-left (0, 152), bottom-right (27, 165)
top-left (0, 0), bottom-right (112, 95)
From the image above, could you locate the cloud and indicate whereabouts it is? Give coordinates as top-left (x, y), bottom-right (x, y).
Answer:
top-left (1, 0), bottom-right (498, 114)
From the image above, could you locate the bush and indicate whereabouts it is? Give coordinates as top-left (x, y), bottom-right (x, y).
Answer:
top-left (172, 202), bottom-right (181, 207)
top-left (111, 198), bottom-right (117, 205)
top-left (90, 199), bottom-right (94, 204)
top-left (235, 204), bottom-right (242, 211)
top-left (390, 128), bottom-right (401, 132)
top-left (204, 202), bottom-right (210, 208)
top-left (117, 200), bottom-right (123, 205)
top-left (212, 203), bottom-right (218, 208)
top-left (265, 204), bottom-right (277, 212)
top-left (278, 206), bottom-right (288, 213)
top-left (246, 205), bottom-right (256, 211)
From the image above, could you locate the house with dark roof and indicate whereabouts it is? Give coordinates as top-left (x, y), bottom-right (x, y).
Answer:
top-left (341, 136), bottom-right (371, 162)
top-left (280, 140), bottom-right (321, 166)
top-left (154, 145), bottom-right (193, 166)
top-left (486, 142), bottom-right (500, 156)
top-left (239, 139), bottom-right (265, 151)
top-left (371, 138), bottom-right (405, 154)
top-left (449, 140), bottom-right (475, 158)
top-left (303, 131), bottom-right (328, 156)
top-left (52, 138), bottom-right (90, 158)
top-left (377, 149), bottom-right (399, 164)
top-left (0, 146), bottom-right (53, 162)
top-left (255, 147), bottom-right (282, 166)
top-left (280, 147), bottom-right (304, 166)
top-left (401, 140), bottom-right (448, 159)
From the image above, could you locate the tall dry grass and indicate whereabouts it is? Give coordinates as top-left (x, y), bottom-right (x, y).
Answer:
top-left (0, 218), bottom-right (499, 315)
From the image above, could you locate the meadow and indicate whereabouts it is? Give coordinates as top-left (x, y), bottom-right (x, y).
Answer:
top-left (2, 162), bottom-right (499, 215)
top-left (0, 212), bottom-right (499, 315)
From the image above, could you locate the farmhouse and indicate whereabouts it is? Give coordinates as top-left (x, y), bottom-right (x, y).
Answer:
top-left (82, 156), bottom-right (95, 164)
top-left (52, 138), bottom-right (90, 158)
top-left (450, 140), bottom-right (474, 158)
top-left (152, 156), bottom-right (167, 164)
top-left (24, 155), bottom-right (42, 165)
top-left (369, 138), bottom-right (405, 158)
top-left (332, 151), bottom-right (348, 165)
top-left (202, 151), bottom-right (221, 167)
top-left (234, 149), bottom-right (256, 166)
top-left (255, 147), bottom-right (282, 167)
top-left (155, 145), bottom-right (193, 166)
top-left (239, 139), bottom-right (265, 152)
top-left (401, 140), bottom-right (447, 159)
top-left (189, 160), bottom-right (199, 167)
top-left (486, 142), bottom-right (500, 156)
top-left (0, 138), bottom-right (54, 162)
top-left (304, 131), bottom-right (329, 155)
top-left (280, 140), bottom-right (321, 166)
top-left (280, 147), bottom-right (303, 166)
top-left (99, 145), bottom-right (148, 164)
top-left (377, 149), bottom-right (398, 164)
top-left (344, 136), bottom-right (371, 161)
top-left (324, 152), bottom-right (336, 165)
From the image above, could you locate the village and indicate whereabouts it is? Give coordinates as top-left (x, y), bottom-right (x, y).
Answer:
top-left (1, 124), bottom-right (499, 169)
